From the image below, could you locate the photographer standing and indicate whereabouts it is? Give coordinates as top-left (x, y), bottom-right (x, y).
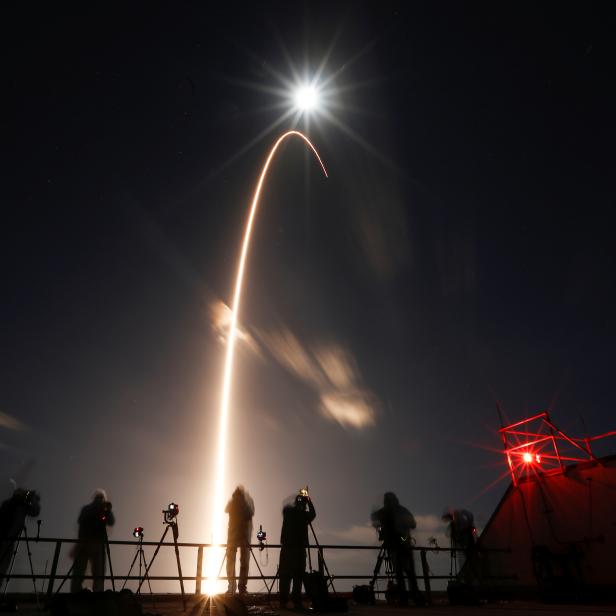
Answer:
top-left (71, 489), bottom-right (114, 592)
top-left (225, 485), bottom-right (255, 596)
top-left (0, 488), bottom-right (41, 581)
top-left (278, 489), bottom-right (316, 610)
top-left (371, 492), bottom-right (424, 606)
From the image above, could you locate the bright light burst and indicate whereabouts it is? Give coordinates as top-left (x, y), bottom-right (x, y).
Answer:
top-left (205, 131), bottom-right (327, 594)
top-left (294, 84), bottom-right (319, 112)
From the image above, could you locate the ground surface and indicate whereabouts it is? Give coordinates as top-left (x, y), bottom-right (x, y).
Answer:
top-left (5, 594), bottom-right (616, 616)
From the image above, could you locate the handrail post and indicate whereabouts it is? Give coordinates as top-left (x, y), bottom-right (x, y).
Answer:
top-left (195, 546), bottom-right (203, 595)
top-left (47, 540), bottom-right (62, 597)
top-left (420, 549), bottom-right (431, 605)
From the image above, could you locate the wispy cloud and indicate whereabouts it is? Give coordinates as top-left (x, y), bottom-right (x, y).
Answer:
top-left (327, 523), bottom-right (379, 544)
top-left (208, 300), bottom-right (379, 430)
top-left (320, 390), bottom-right (377, 430)
top-left (414, 514), bottom-right (449, 548)
top-left (255, 327), bottom-right (379, 430)
top-left (326, 514), bottom-right (450, 548)
top-left (256, 327), bottom-right (323, 386)
top-left (209, 300), bottom-right (260, 354)
top-left (0, 411), bottom-right (27, 432)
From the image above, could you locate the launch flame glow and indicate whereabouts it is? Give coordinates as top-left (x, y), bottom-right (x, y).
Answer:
top-left (205, 131), bottom-right (328, 595)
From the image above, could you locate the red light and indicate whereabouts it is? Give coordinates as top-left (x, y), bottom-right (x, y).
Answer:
top-left (523, 452), bottom-right (533, 463)
top-left (535, 454), bottom-right (541, 464)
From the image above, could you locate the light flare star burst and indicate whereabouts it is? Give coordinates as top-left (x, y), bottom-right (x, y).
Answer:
top-left (205, 130), bottom-right (327, 595)
top-left (294, 84), bottom-right (320, 111)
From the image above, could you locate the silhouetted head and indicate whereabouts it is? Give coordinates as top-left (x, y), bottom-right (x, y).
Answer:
top-left (227, 485), bottom-right (254, 516)
top-left (442, 508), bottom-right (454, 524)
top-left (92, 489), bottom-right (108, 503)
top-left (13, 488), bottom-right (41, 517)
top-left (383, 492), bottom-right (399, 508)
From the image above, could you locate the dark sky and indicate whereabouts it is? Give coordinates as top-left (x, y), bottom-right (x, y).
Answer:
top-left (3, 1), bottom-right (616, 590)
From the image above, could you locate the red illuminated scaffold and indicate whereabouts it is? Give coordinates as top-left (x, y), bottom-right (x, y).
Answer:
top-left (498, 410), bottom-right (616, 486)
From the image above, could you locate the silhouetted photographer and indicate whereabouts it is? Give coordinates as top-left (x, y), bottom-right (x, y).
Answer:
top-left (225, 485), bottom-right (255, 596)
top-left (278, 488), bottom-right (316, 609)
top-left (71, 490), bottom-right (115, 592)
top-left (371, 492), bottom-right (424, 607)
top-left (0, 488), bottom-right (41, 582)
top-left (442, 508), bottom-right (478, 583)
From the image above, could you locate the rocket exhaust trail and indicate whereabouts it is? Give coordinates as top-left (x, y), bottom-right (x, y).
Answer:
top-left (205, 131), bottom-right (327, 594)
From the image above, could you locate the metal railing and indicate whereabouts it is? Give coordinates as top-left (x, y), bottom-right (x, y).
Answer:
top-left (2, 536), bottom-right (513, 605)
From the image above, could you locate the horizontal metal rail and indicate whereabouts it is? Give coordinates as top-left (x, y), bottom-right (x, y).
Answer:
top-left (2, 536), bottom-right (511, 551)
top-left (1, 536), bottom-right (515, 605)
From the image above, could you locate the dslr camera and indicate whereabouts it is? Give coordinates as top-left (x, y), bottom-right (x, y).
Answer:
top-left (133, 526), bottom-right (144, 539)
top-left (295, 486), bottom-right (310, 507)
top-left (14, 489), bottom-right (41, 518)
top-left (99, 501), bottom-right (113, 524)
top-left (256, 524), bottom-right (267, 551)
top-left (163, 502), bottom-right (179, 524)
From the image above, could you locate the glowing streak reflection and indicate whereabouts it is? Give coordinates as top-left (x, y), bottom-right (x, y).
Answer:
top-left (205, 131), bottom-right (327, 594)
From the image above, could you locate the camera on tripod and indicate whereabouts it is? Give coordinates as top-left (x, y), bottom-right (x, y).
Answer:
top-left (14, 488), bottom-right (41, 517)
top-left (163, 502), bottom-right (179, 524)
top-left (295, 486), bottom-right (310, 506)
top-left (99, 503), bottom-right (113, 524)
top-left (256, 524), bottom-right (267, 550)
top-left (133, 526), bottom-right (144, 539)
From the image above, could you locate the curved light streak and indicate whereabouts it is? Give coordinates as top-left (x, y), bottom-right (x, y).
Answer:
top-left (205, 131), bottom-right (328, 594)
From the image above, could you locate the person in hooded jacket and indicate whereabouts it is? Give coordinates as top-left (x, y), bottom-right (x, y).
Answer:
top-left (225, 486), bottom-right (255, 595)
top-left (278, 491), bottom-right (316, 609)
top-left (71, 489), bottom-right (114, 592)
top-left (371, 492), bottom-right (424, 606)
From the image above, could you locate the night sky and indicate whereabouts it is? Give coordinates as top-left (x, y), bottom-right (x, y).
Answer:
top-left (3, 1), bottom-right (616, 591)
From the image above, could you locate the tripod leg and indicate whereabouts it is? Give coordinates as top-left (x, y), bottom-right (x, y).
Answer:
top-left (1, 536), bottom-right (20, 599)
top-left (53, 561), bottom-right (75, 595)
top-left (140, 550), bottom-right (153, 596)
top-left (22, 526), bottom-right (39, 607)
top-left (122, 546), bottom-right (141, 591)
top-left (172, 523), bottom-right (186, 610)
top-left (104, 529), bottom-right (115, 592)
top-left (267, 564), bottom-right (279, 596)
top-left (218, 549), bottom-right (226, 583)
top-left (308, 522), bottom-right (336, 593)
top-left (138, 525), bottom-right (170, 594)
top-left (249, 547), bottom-right (271, 599)
top-left (370, 546), bottom-right (385, 589)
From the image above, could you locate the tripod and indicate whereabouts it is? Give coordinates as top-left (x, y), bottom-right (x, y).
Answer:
top-left (137, 519), bottom-right (185, 610)
top-left (1, 525), bottom-right (39, 607)
top-left (370, 540), bottom-right (423, 606)
top-left (449, 536), bottom-right (460, 579)
top-left (122, 534), bottom-right (152, 595)
top-left (307, 522), bottom-right (336, 593)
top-left (55, 526), bottom-right (116, 593)
top-left (369, 542), bottom-right (396, 600)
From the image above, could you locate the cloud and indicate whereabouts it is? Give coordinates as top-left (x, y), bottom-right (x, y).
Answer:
top-left (0, 411), bottom-right (26, 432)
top-left (414, 514), bottom-right (449, 548)
top-left (320, 390), bottom-right (377, 429)
top-left (327, 523), bottom-right (379, 545)
top-left (313, 348), bottom-right (355, 390)
top-left (256, 328), bottom-right (323, 387)
top-left (209, 300), bottom-right (259, 353)
top-left (255, 327), bottom-right (379, 430)
top-left (208, 301), bottom-right (379, 430)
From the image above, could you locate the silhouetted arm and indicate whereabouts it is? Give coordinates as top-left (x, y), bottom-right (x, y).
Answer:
top-left (305, 498), bottom-right (316, 524)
